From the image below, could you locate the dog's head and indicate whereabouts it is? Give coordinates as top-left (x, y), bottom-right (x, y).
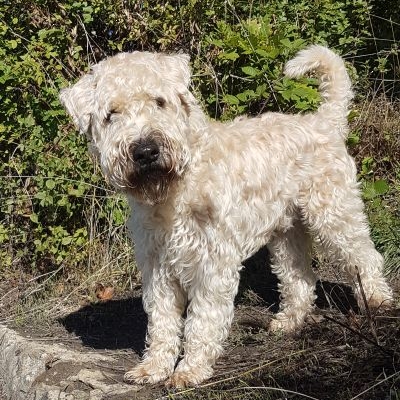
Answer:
top-left (60, 52), bottom-right (198, 205)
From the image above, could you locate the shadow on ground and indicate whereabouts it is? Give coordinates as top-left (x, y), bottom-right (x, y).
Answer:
top-left (59, 246), bottom-right (358, 353)
top-left (59, 296), bottom-right (147, 352)
top-left (239, 245), bottom-right (358, 313)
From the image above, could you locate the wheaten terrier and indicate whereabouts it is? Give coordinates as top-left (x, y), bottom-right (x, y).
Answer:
top-left (60, 45), bottom-right (393, 388)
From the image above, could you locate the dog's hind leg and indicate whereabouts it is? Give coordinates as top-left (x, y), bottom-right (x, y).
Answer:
top-left (268, 218), bottom-right (317, 332)
top-left (299, 171), bottom-right (393, 311)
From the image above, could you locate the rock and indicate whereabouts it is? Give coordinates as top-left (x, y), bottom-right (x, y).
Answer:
top-left (0, 325), bottom-right (142, 400)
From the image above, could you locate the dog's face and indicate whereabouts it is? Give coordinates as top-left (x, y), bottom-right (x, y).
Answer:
top-left (60, 52), bottom-right (194, 205)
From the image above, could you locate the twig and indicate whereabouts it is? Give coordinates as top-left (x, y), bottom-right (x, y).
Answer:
top-left (158, 346), bottom-right (335, 399)
top-left (350, 370), bottom-right (400, 400)
top-left (214, 385), bottom-right (320, 400)
top-left (355, 267), bottom-right (379, 343)
top-left (323, 314), bottom-right (393, 356)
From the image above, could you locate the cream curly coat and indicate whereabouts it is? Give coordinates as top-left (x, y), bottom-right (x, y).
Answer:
top-left (60, 45), bottom-right (393, 388)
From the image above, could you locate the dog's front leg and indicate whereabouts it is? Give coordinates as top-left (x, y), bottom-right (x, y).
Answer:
top-left (166, 265), bottom-right (241, 388)
top-left (125, 267), bottom-right (186, 384)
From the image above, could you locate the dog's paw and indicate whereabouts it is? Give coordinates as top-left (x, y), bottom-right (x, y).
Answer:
top-left (269, 314), bottom-right (300, 333)
top-left (124, 362), bottom-right (172, 385)
top-left (165, 364), bottom-right (212, 388)
top-left (361, 292), bottom-right (393, 311)
top-left (165, 371), bottom-right (195, 389)
top-left (356, 280), bottom-right (393, 312)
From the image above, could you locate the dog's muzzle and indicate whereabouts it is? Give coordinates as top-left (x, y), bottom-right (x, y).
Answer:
top-left (132, 140), bottom-right (160, 168)
top-left (124, 136), bottom-right (185, 204)
top-left (127, 138), bottom-right (172, 188)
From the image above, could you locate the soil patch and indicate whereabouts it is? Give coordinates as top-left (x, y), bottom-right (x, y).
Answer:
top-left (3, 247), bottom-right (400, 399)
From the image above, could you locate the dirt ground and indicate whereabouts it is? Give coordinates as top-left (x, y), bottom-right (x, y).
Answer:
top-left (2, 247), bottom-right (400, 400)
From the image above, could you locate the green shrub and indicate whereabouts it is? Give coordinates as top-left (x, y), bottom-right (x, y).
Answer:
top-left (348, 98), bottom-right (400, 274)
top-left (196, 0), bottom-right (370, 119)
top-left (0, 0), bottom-right (398, 283)
top-left (0, 1), bottom-right (129, 274)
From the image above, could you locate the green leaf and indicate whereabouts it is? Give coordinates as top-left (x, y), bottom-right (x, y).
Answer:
top-left (7, 40), bottom-right (18, 49)
top-left (255, 48), bottom-right (270, 57)
top-left (280, 38), bottom-right (292, 48)
top-left (222, 94), bottom-right (239, 105)
top-left (62, 236), bottom-right (72, 245)
top-left (220, 51), bottom-right (239, 61)
top-left (46, 179), bottom-right (56, 189)
top-left (362, 179), bottom-right (389, 200)
top-left (347, 131), bottom-right (360, 146)
top-left (241, 66), bottom-right (260, 77)
top-left (236, 90), bottom-right (256, 102)
top-left (113, 209), bottom-right (126, 225)
top-left (363, 181), bottom-right (377, 200)
top-left (373, 179), bottom-right (389, 195)
top-left (30, 214), bottom-right (39, 223)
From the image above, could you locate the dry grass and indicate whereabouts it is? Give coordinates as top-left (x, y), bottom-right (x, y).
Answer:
top-left (159, 297), bottom-right (400, 400)
top-left (2, 244), bottom-right (399, 400)
top-left (0, 190), bottom-right (137, 325)
top-left (351, 95), bottom-right (400, 180)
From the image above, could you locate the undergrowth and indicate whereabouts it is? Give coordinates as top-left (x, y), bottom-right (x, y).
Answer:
top-left (0, 0), bottom-right (399, 313)
top-left (350, 97), bottom-right (400, 275)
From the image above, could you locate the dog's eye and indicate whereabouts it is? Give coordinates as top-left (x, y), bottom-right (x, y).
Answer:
top-left (155, 97), bottom-right (166, 108)
top-left (105, 110), bottom-right (118, 124)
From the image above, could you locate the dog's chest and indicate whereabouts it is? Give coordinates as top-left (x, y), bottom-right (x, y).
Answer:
top-left (129, 192), bottom-right (294, 286)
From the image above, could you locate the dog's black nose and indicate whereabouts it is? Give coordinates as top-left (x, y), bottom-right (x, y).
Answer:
top-left (132, 142), bottom-right (160, 166)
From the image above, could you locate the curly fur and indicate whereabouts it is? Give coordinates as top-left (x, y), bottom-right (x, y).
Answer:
top-left (60, 45), bottom-right (393, 388)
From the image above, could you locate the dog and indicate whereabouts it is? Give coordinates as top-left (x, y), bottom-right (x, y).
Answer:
top-left (60, 45), bottom-right (393, 388)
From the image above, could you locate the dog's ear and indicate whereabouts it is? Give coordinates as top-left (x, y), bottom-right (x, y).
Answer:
top-left (59, 73), bottom-right (96, 135)
top-left (161, 53), bottom-right (191, 88)
top-left (161, 53), bottom-right (195, 116)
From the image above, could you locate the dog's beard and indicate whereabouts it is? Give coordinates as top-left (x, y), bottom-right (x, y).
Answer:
top-left (126, 160), bottom-right (177, 205)
top-left (102, 132), bottom-right (190, 205)
top-left (106, 150), bottom-right (180, 205)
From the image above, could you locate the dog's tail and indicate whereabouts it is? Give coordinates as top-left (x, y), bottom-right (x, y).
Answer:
top-left (284, 45), bottom-right (353, 139)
